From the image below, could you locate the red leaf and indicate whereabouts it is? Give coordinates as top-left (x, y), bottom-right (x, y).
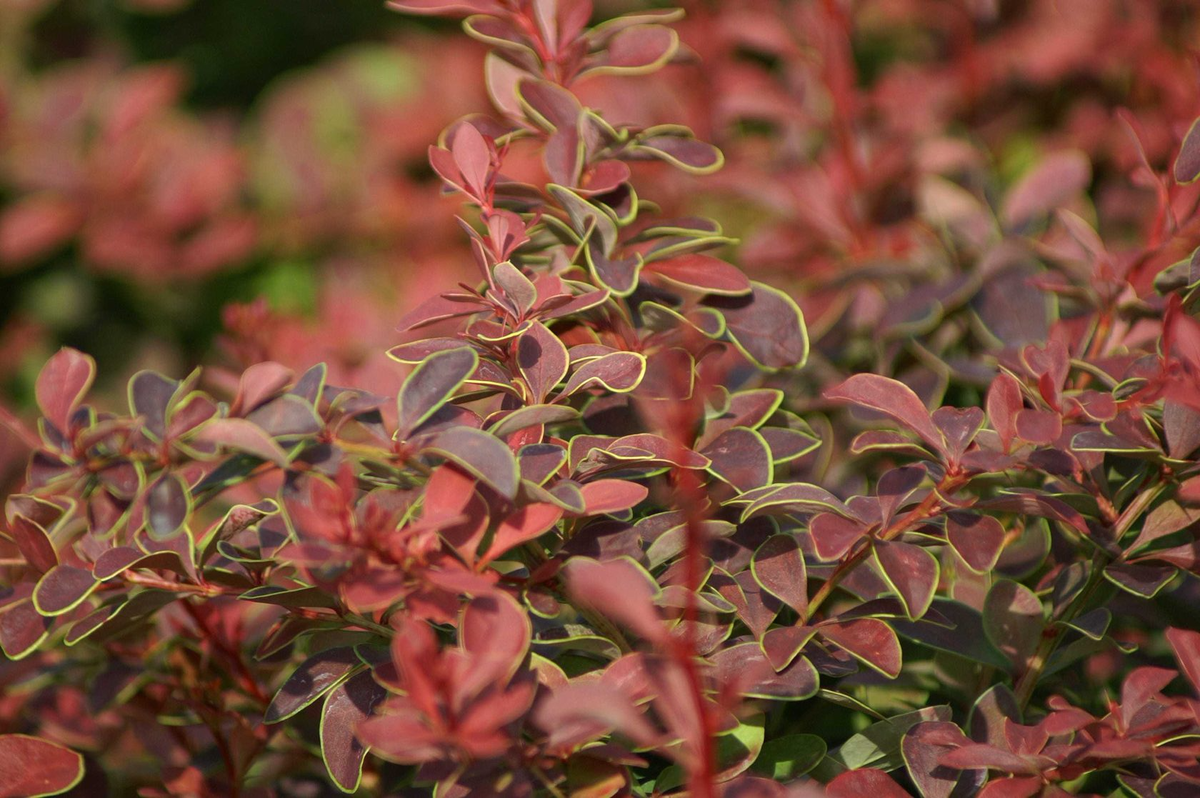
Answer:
top-left (818, 618), bottom-right (902, 678)
top-left (193, 418), bottom-right (289, 466)
top-left (0, 195), bottom-right (78, 266)
top-left (826, 768), bottom-right (910, 798)
top-left (645, 254), bottom-right (751, 296)
top-left (809, 512), bottom-right (867, 562)
top-left (579, 479), bottom-right (648, 514)
top-left (825, 374), bottom-right (944, 454)
top-left (903, 721), bottom-right (974, 798)
top-left (7, 515), bottom-right (57, 574)
top-left (0, 735), bottom-right (84, 798)
top-left (1001, 150), bottom-right (1091, 228)
top-left (1120, 666), bottom-right (1177, 729)
top-left (945, 512), bottom-right (1006, 573)
top-left (977, 778), bottom-right (1044, 798)
top-left (1166, 627), bottom-right (1200, 697)
top-left (483, 503), bottom-right (563, 562)
top-left (1014, 409), bottom-right (1061, 444)
top-left (35, 348), bottom-right (95, 435)
top-left (710, 641), bottom-right (818, 701)
top-left (450, 123), bottom-right (491, 199)
top-left (750, 534), bottom-right (807, 615)
top-left (873, 540), bottom-right (939, 620)
top-left (598, 24), bottom-right (678, 72)
top-left (459, 592), bottom-right (531, 689)
top-left (566, 557), bottom-right (664, 643)
top-left (534, 681), bottom-right (658, 750)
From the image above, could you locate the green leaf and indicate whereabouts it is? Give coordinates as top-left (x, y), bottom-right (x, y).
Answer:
top-left (751, 734), bottom-right (826, 780)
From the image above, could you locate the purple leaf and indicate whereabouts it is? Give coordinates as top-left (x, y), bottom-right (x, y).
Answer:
top-left (707, 282), bottom-right (808, 371)
top-left (421, 427), bottom-right (519, 499)
top-left (0, 734), bottom-right (85, 798)
top-left (33, 565), bottom-right (98, 617)
top-left (265, 647), bottom-right (360, 724)
top-left (517, 322), bottom-right (569, 403)
top-left (1174, 116), bottom-right (1200, 183)
top-left (93, 546), bottom-right (183, 581)
top-left (146, 471), bottom-right (190, 540)
top-left (968, 684), bottom-right (1021, 746)
top-left (750, 535), bottom-right (807, 616)
top-left (395, 292), bottom-right (481, 332)
top-left (982, 580), bottom-right (1043, 671)
top-left (397, 347), bottom-right (478, 437)
top-left (244, 395), bottom-right (322, 438)
top-left (321, 670), bottom-right (387, 793)
top-left (129, 370), bottom-right (177, 439)
top-left (584, 241), bottom-right (641, 296)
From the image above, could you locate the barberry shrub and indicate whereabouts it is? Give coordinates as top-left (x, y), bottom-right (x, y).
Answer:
top-left (3, 2), bottom-right (1200, 797)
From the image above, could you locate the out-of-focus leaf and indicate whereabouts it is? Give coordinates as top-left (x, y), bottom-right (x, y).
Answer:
top-left (0, 735), bottom-right (85, 798)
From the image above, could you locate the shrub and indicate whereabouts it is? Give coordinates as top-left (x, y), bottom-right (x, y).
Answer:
top-left (3, 1), bottom-right (1200, 797)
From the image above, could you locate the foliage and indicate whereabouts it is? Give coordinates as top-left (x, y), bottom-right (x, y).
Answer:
top-left (2, 1), bottom-right (1200, 797)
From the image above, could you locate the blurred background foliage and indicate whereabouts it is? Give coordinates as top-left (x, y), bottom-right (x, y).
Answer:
top-left (1, 0), bottom-right (1198, 497)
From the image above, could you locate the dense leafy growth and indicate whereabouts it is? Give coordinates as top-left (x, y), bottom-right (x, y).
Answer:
top-left (3, 1), bottom-right (1200, 797)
